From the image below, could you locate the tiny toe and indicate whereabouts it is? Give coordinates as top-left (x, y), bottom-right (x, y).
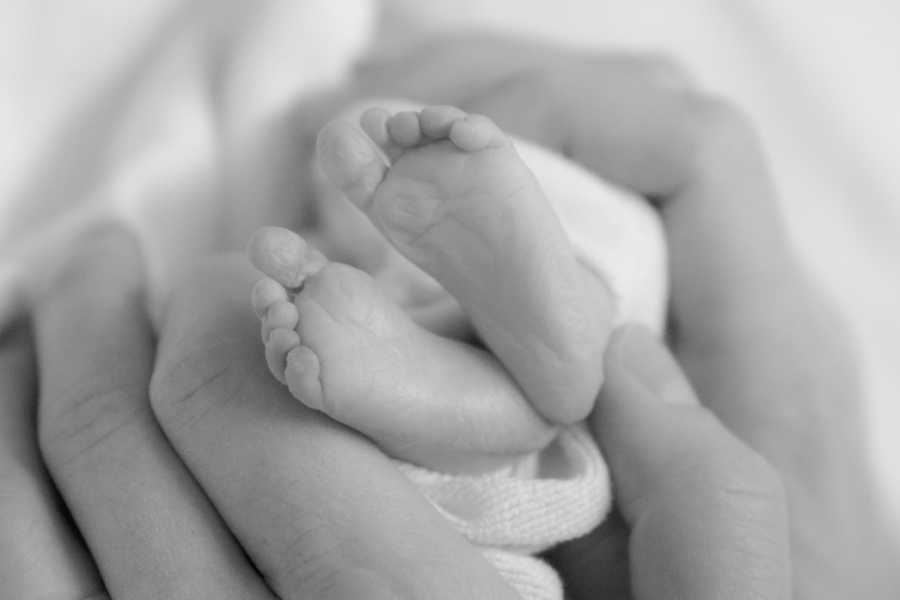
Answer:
top-left (386, 111), bottom-right (423, 147)
top-left (284, 345), bottom-right (324, 411)
top-left (449, 114), bottom-right (507, 151)
top-left (316, 119), bottom-right (388, 209)
top-left (265, 328), bottom-right (300, 384)
top-left (261, 301), bottom-right (299, 343)
top-left (248, 227), bottom-right (328, 289)
top-left (419, 105), bottom-right (467, 138)
top-left (252, 277), bottom-right (287, 319)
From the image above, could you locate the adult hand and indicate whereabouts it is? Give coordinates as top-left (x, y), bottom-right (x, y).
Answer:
top-left (354, 33), bottom-right (900, 597)
top-left (0, 225), bottom-right (519, 599)
top-left (0, 229), bottom-right (270, 599)
top-left (588, 323), bottom-right (790, 599)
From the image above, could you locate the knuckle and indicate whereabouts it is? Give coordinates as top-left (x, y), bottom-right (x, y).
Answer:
top-left (150, 257), bottom-right (260, 434)
top-left (677, 441), bottom-right (787, 520)
top-left (261, 517), bottom-right (348, 597)
top-left (266, 527), bottom-right (399, 600)
top-left (680, 451), bottom-right (789, 585)
top-left (721, 453), bottom-right (785, 513)
top-left (38, 384), bottom-right (147, 467)
top-left (148, 334), bottom-right (242, 434)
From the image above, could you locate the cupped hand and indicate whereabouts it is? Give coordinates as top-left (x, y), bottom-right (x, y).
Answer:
top-left (355, 33), bottom-right (900, 597)
top-left (0, 230), bottom-right (271, 599)
top-left (0, 226), bottom-right (519, 599)
top-left (0, 229), bottom-right (792, 600)
top-left (5, 32), bottom-right (897, 600)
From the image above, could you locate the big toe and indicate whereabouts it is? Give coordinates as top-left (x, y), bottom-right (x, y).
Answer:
top-left (247, 226), bottom-right (328, 289)
top-left (316, 119), bottom-right (387, 210)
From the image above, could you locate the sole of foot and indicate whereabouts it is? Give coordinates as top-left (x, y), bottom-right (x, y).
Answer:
top-left (248, 227), bottom-right (555, 472)
top-left (316, 104), bottom-right (615, 425)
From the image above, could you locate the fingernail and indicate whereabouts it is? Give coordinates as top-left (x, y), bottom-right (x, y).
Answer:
top-left (609, 324), bottom-right (698, 406)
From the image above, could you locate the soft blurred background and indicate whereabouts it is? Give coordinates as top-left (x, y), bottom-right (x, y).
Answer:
top-left (2, 0), bottom-right (898, 540)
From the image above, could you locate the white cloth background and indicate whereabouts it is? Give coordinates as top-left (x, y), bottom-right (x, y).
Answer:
top-left (2, 0), bottom-right (898, 540)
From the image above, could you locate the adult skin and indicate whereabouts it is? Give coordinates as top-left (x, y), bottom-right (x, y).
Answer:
top-left (353, 33), bottom-right (899, 597)
top-left (0, 242), bottom-right (789, 599)
top-left (2, 232), bottom-right (519, 599)
top-left (1, 35), bottom-right (895, 598)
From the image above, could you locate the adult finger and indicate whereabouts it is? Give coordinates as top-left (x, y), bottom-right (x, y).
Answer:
top-left (365, 37), bottom-right (793, 341)
top-left (463, 55), bottom-right (792, 306)
top-left (366, 37), bottom-right (897, 594)
top-left (588, 325), bottom-right (790, 599)
top-left (0, 318), bottom-right (106, 598)
top-left (353, 32), bottom-right (571, 107)
top-left (461, 54), bottom-right (874, 491)
top-left (151, 254), bottom-right (519, 600)
top-left (480, 61), bottom-right (895, 589)
top-left (34, 226), bottom-right (273, 600)
top-left (357, 37), bottom-right (819, 444)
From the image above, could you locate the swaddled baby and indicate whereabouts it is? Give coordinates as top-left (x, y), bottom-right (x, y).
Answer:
top-left (247, 100), bottom-right (667, 599)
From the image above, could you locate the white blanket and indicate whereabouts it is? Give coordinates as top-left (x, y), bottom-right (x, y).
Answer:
top-left (2, 0), bottom-right (898, 561)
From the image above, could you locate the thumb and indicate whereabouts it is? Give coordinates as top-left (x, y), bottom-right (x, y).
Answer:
top-left (590, 325), bottom-right (791, 600)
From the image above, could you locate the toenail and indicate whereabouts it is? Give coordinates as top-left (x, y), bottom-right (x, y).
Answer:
top-left (286, 346), bottom-right (323, 411)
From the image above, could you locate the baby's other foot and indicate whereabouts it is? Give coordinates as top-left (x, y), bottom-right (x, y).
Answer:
top-left (317, 105), bottom-right (614, 425)
top-left (248, 227), bottom-right (553, 471)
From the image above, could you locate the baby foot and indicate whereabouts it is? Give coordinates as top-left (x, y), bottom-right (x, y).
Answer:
top-left (248, 228), bottom-right (554, 471)
top-left (317, 105), bottom-right (614, 424)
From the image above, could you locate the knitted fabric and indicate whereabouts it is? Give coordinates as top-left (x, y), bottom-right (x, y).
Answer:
top-left (397, 425), bottom-right (609, 599)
